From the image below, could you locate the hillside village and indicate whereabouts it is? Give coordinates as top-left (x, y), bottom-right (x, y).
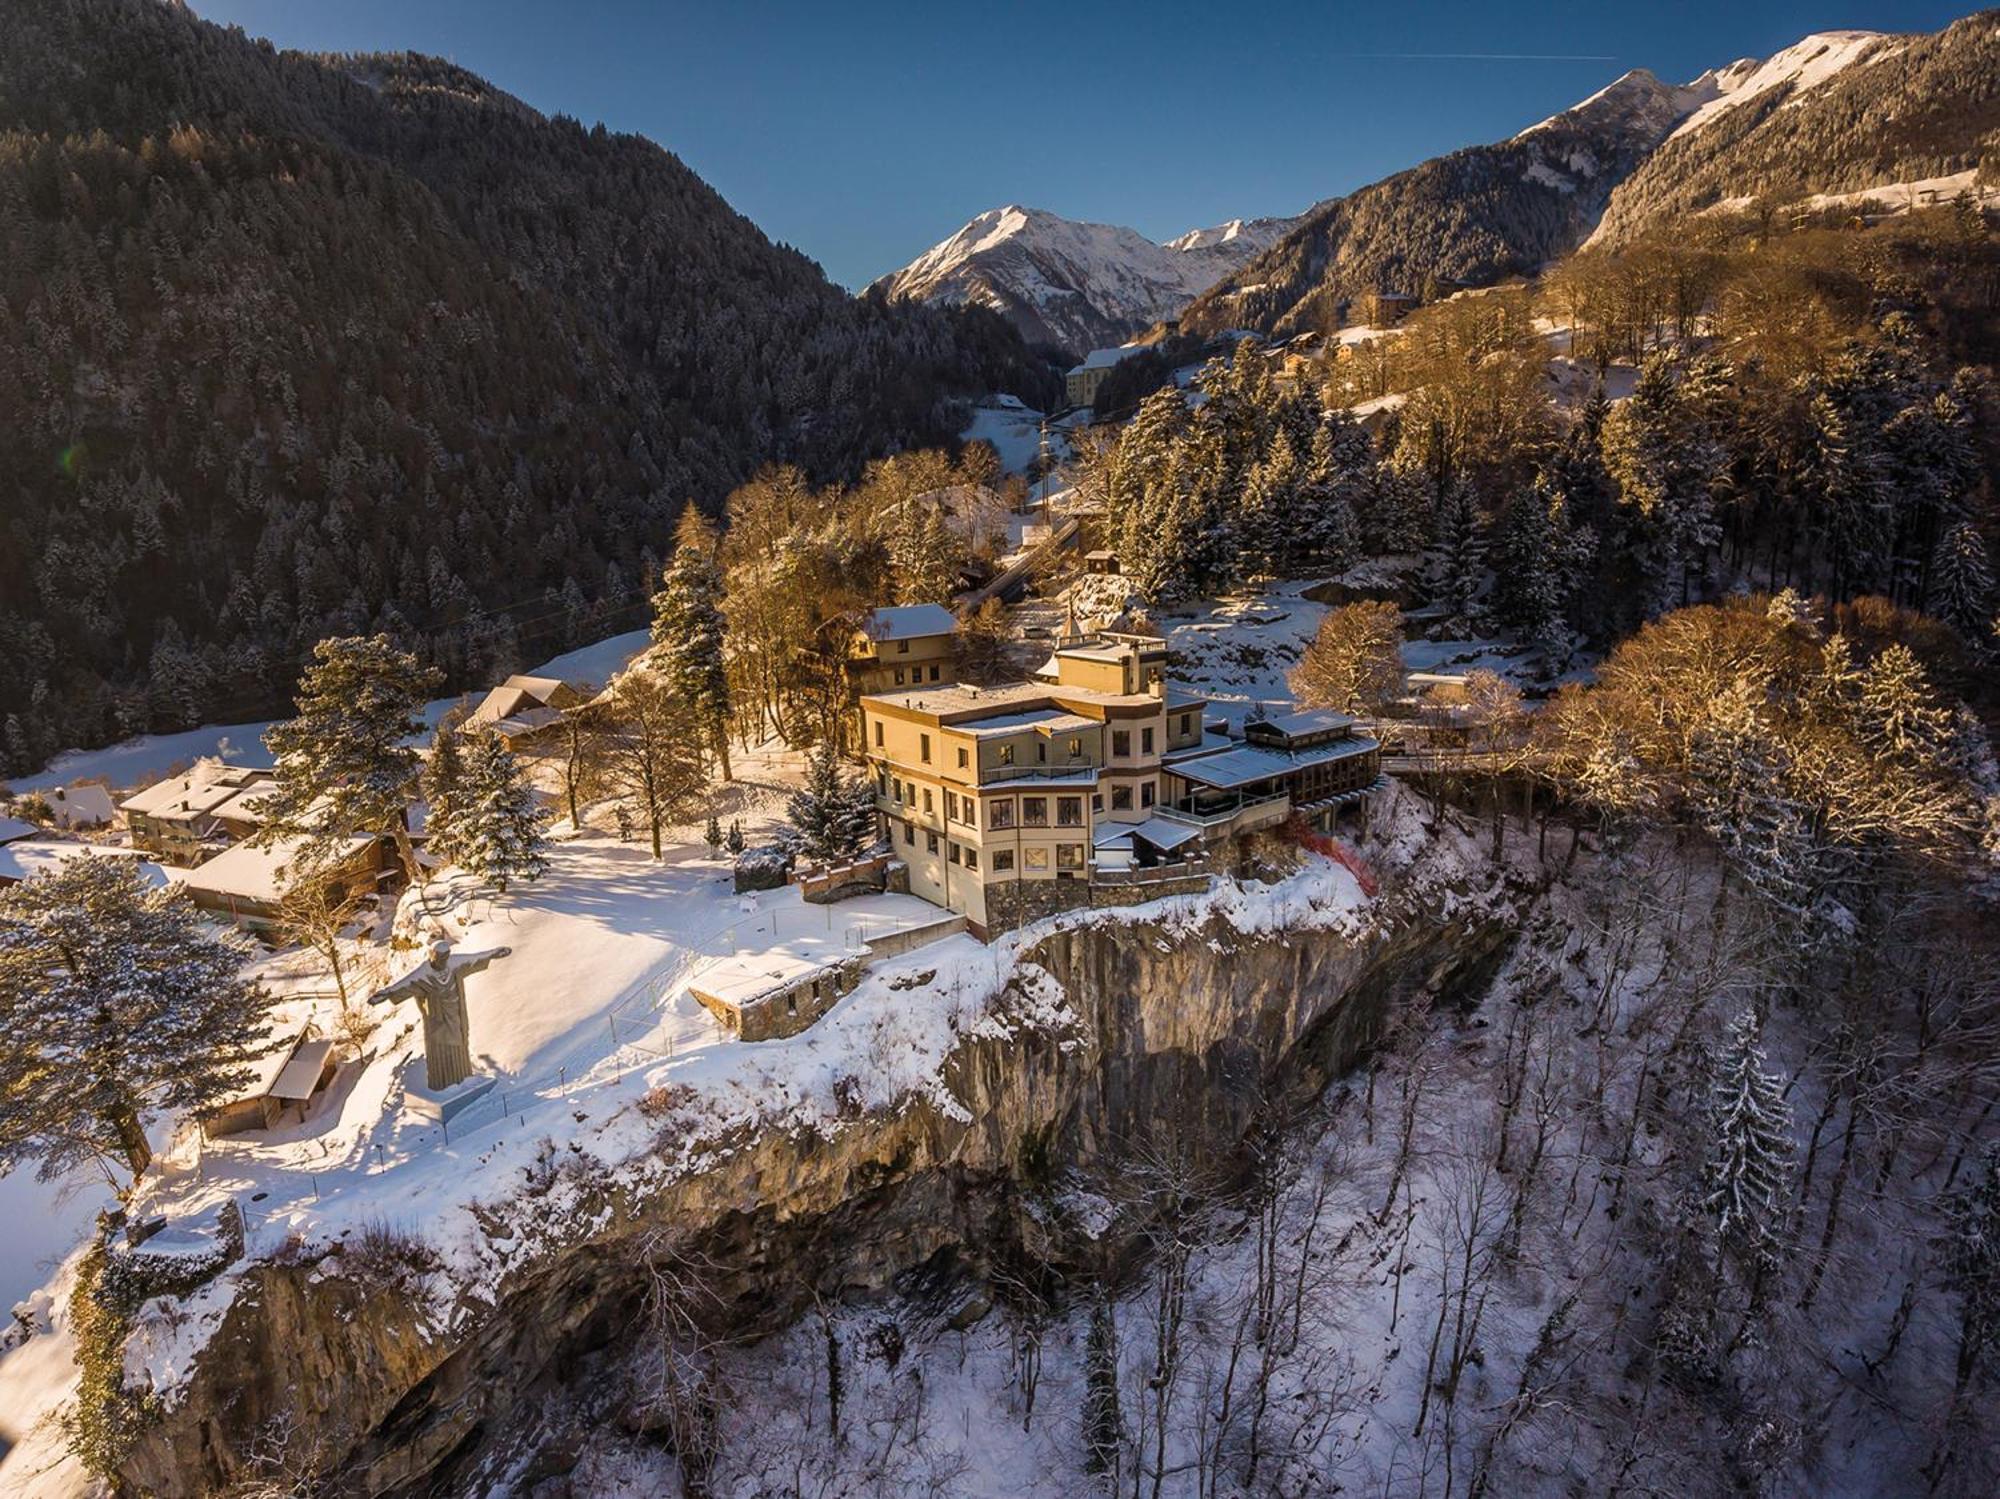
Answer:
top-left (1, 5), bottom-right (1998, 1496)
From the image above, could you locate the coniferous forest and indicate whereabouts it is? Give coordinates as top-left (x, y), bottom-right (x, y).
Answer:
top-left (0, 0), bottom-right (1055, 773)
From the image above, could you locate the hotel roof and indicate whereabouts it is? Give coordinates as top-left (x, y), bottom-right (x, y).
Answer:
top-left (860, 603), bottom-right (958, 643)
top-left (1169, 736), bottom-right (1379, 791)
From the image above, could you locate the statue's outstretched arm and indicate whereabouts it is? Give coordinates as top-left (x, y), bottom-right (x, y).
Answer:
top-left (450, 947), bottom-right (514, 979)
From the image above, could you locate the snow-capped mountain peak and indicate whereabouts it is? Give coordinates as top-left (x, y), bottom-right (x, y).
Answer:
top-left (872, 205), bottom-right (1301, 356)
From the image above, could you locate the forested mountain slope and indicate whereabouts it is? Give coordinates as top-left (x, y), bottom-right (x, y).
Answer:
top-left (1178, 68), bottom-right (1699, 337)
top-left (0, 0), bottom-right (1051, 773)
top-left (1181, 15), bottom-right (1996, 339)
top-left (1589, 13), bottom-right (2000, 245)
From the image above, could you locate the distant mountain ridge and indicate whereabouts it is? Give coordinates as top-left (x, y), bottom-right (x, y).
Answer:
top-left (869, 204), bottom-right (1302, 356)
top-left (1182, 16), bottom-right (1999, 336)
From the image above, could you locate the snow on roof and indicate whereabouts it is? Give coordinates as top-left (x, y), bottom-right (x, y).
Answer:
top-left (956, 708), bottom-right (1097, 737)
top-left (0, 816), bottom-right (36, 845)
top-left (1129, 817), bottom-right (1203, 852)
top-left (1164, 688), bottom-right (1208, 710)
top-left (121, 765), bottom-right (272, 819)
top-left (44, 783), bottom-right (116, 826)
top-left (861, 603), bottom-right (958, 643)
top-left (270, 1038), bottom-right (336, 1103)
top-left (1251, 707), bottom-right (1357, 739)
top-left (216, 1029), bottom-right (309, 1106)
top-left (1067, 344), bottom-right (1144, 375)
top-left (0, 838), bottom-right (169, 888)
top-left (1170, 738), bottom-right (1377, 791)
top-left (175, 834), bottom-right (376, 904)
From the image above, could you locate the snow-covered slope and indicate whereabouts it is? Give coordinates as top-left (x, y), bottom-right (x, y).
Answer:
top-left (1666, 30), bottom-right (1889, 142)
top-left (871, 204), bottom-right (1300, 355)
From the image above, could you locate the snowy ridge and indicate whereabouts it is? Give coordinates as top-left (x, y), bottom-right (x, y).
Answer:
top-left (871, 204), bottom-right (1301, 354)
top-left (1666, 30), bottom-right (1889, 141)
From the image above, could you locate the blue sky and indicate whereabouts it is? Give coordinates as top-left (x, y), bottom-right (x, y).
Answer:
top-left (191, 1), bottom-right (1974, 290)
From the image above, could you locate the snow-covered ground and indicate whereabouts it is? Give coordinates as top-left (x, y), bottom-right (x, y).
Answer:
top-left (10, 633), bottom-right (651, 797)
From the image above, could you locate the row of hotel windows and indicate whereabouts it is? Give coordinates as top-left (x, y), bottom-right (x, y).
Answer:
top-left (873, 721), bottom-right (1086, 769)
top-left (897, 819), bottom-right (1087, 873)
top-left (884, 778), bottom-right (1156, 827)
top-left (890, 664), bottom-right (943, 687)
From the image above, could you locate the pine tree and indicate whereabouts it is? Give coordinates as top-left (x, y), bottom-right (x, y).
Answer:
top-left (725, 818), bottom-right (745, 855)
top-left (261, 634), bottom-right (440, 878)
top-left (1702, 1010), bottom-right (1794, 1273)
top-left (786, 740), bottom-right (876, 868)
top-left (891, 503), bottom-right (962, 605)
top-left (704, 814), bottom-right (724, 856)
top-left (450, 731), bottom-right (549, 894)
top-left (423, 721), bottom-right (471, 865)
top-left (0, 859), bottom-right (271, 1185)
top-left (1688, 677), bottom-right (1819, 915)
top-left (1927, 521), bottom-right (1995, 649)
top-left (650, 508), bottom-right (735, 780)
top-left (1601, 351), bottom-right (1728, 611)
top-left (1424, 478), bottom-right (1488, 635)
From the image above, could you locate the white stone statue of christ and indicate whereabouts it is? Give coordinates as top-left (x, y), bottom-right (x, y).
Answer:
top-left (371, 939), bottom-right (512, 1090)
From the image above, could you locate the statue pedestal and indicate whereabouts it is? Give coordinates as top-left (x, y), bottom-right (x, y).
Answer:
top-left (404, 1068), bottom-right (497, 1127)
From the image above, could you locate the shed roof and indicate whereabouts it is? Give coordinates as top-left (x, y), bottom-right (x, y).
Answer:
top-left (0, 816), bottom-right (36, 845)
top-left (1129, 817), bottom-right (1203, 852)
top-left (1248, 707), bottom-right (1357, 740)
top-left (270, 1038), bottom-right (336, 1102)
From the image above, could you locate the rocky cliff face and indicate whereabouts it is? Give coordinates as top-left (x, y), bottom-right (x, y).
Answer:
top-left (117, 893), bottom-right (1516, 1497)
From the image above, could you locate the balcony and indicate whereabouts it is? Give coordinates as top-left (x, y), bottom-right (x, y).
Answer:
top-left (1155, 790), bottom-right (1290, 832)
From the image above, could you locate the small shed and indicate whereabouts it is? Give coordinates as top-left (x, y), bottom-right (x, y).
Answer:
top-left (201, 1033), bottom-right (338, 1138)
top-left (1084, 550), bottom-right (1121, 575)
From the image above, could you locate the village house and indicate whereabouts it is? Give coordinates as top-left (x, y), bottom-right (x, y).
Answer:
top-left (121, 764), bottom-right (276, 866)
top-left (176, 832), bottom-right (389, 930)
top-left (1063, 344), bottom-right (1142, 409)
top-left (849, 603), bottom-right (960, 696)
top-left (0, 838), bottom-right (167, 889)
top-left (464, 674), bottom-right (591, 749)
top-left (859, 631), bottom-right (1382, 937)
top-left (38, 783), bottom-right (117, 829)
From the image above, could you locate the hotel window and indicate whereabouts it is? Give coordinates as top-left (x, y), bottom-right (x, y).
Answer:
top-left (1066, 737), bottom-right (1083, 759)
top-left (1022, 797), bottom-right (1048, 827)
top-left (1178, 713), bottom-right (1192, 736)
top-left (949, 841), bottom-right (962, 864)
top-left (874, 720), bottom-right (884, 747)
top-left (894, 667), bottom-right (905, 685)
top-left (1142, 727), bottom-right (1155, 754)
top-left (964, 847), bottom-right (979, 871)
top-left (1112, 729), bottom-right (1130, 757)
top-left (957, 746), bottom-right (968, 768)
top-left (1092, 794), bottom-right (1103, 813)
top-left (989, 799), bottom-right (1015, 830)
top-left (1037, 741), bottom-right (1046, 762)
top-left (903, 821), bottom-right (915, 845)
top-left (998, 743), bottom-right (1015, 765)
top-left (892, 777), bottom-right (903, 802)
top-left (961, 796), bottom-right (977, 825)
top-left (930, 665), bottom-right (941, 682)
top-left (1056, 843), bottom-right (1085, 870)
top-left (923, 788), bottom-right (933, 813)
top-left (1111, 785), bottom-right (1133, 810)
top-left (993, 849), bottom-right (1015, 873)
top-left (1141, 782), bottom-right (1155, 807)
top-left (1057, 796), bottom-right (1083, 827)
top-left (897, 638), bottom-right (910, 654)
top-left (920, 733), bottom-right (931, 763)
top-left (1024, 846), bottom-right (1050, 872)
top-left (927, 831), bottom-right (939, 853)
top-left (945, 791), bottom-right (958, 821)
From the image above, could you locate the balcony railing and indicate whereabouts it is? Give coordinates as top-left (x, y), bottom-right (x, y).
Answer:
top-left (1155, 790), bottom-right (1289, 829)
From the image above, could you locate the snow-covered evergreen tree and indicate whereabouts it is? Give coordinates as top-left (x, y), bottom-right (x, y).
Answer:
top-left (650, 507), bottom-right (734, 780)
top-left (1424, 477), bottom-right (1488, 635)
top-left (1703, 1010), bottom-right (1794, 1272)
top-left (704, 814), bottom-right (724, 856)
top-left (0, 858), bottom-right (270, 1184)
top-left (1493, 479), bottom-right (1593, 662)
top-left (1928, 521), bottom-right (1994, 649)
top-left (450, 730), bottom-right (549, 894)
top-left (1688, 677), bottom-right (1818, 914)
top-left (786, 740), bottom-right (876, 868)
top-left (423, 720), bottom-right (471, 864)
top-left (891, 504), bottom-right (961, 606)
top-left (261, 634), bottom-right (440, 877)
top-left (1601, 351), bottom-right (1728, 611)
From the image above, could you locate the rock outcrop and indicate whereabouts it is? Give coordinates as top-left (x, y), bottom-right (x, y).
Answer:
top-left (116, 894), bottom-right (1515, 1496)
